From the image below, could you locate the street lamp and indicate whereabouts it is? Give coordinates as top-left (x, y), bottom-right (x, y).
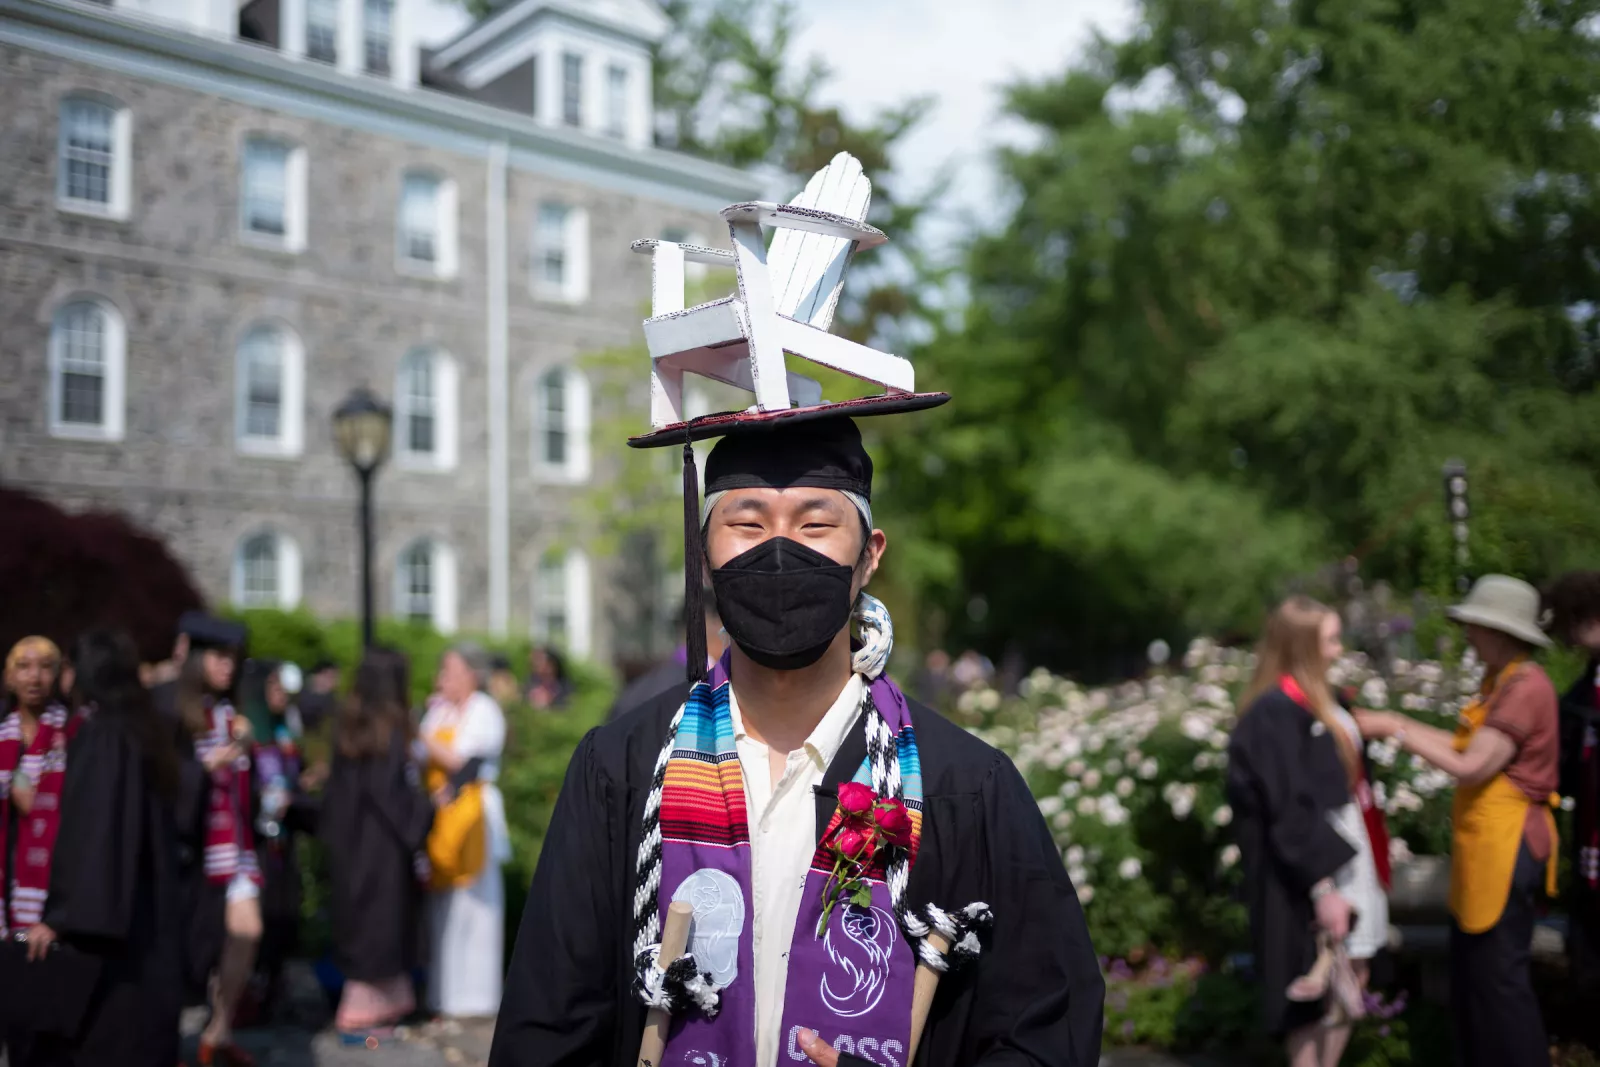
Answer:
top-left (1441, 458), bottom-right (1470, 596)
top-left (333, 387), bottom-right (393, 649)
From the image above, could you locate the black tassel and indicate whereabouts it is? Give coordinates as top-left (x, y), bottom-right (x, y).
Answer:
top-left (682, 436), bottom-right (707, 684)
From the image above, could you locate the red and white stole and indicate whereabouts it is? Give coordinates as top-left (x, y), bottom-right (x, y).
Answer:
top-left (0, 704), bottom-right (77, 936)
top-left (193, 699), bottom-right (260, 886)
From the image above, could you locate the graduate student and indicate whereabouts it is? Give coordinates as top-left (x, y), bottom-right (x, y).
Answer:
top-left (490, 401), bottom-right (1104, 1066)
top-left (321, 648), bottom-right (435, 1037)
top-left (27, 629), bottom-right (185, 1067)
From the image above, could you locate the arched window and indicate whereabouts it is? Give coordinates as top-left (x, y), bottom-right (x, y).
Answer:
top-left (533, 365), bottom-right (591, 482)
top-left (235, 323), bottom-right (305, 455)
top-left (396, 347), bottom-right (458, 469)
top-left (396, 539), bottom-right (458, 633)
top-left (48, 297), bottom-right (126, 441)
top-left (231, 530), bottom-right (302, 609)
top-left (533, 548), bottom-right (591, 657)
top-left (58, 94), bottom-right (131, 218)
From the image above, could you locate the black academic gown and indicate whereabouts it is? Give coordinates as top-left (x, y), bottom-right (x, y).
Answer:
top-left (489, 683), bottom-right (1105, 1067)
top-left (1560, 660), bottom-right (1600, 987)
top-left (1225, 687), bottom-right (1357, 1038)
top-left (43, 714), bottom-right (183, 1067)
top-left (168, 712), bottom-right (225, 1003)
top-left (320, 732), bottom-right (434, 982)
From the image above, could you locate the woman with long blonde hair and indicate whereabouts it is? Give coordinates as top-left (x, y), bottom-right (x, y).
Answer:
top-left (1227, 597), bottom-right (1389, 1067)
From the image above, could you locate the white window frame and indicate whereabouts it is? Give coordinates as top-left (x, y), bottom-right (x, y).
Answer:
top-left (304, 0), bottom-right (338, 63)
top-left (48, 296), bottom-right (126, 442)
top-left (395, 538), bottom-right (458, 633)
top-left (396, 170), bottom-right (458, 279)
top-left (395, 346), bottom-right (459, 471)
top-left (532, 364), bottom-right (591, 484)
top-left (561, 51), bottom-right (584, 127)
top-left (239, 135), bottom-right (308, 253)
top-left (57, 94), bottom-right (132, 221)
top-left (233, 322), bottom-right (306, 457)
top-left (532, 548), bottom-right (591, 657)
top-left (231, 530), bottom-right (303, 609)
top-left (364, 0), bottom-right (393, 76)
top-left (605, 63), bottom-right (629, 140)
top-left (532, 202), bottom-right (589, 304)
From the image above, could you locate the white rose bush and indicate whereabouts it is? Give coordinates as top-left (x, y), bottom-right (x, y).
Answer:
top-left (945, 638), bottom-right (1480, 1052)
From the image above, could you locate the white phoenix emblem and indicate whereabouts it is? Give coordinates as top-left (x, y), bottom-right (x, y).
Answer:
top-left (820, 904), bottom-right (896, 1018)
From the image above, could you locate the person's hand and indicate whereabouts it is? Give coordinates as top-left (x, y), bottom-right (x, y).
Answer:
top-left (202, 743), bottom-right (241, 772)
top-left (24, 923), bottom-right (56, 962)
top-left (299, 763), bottom-right (329, 792)
top-left (797, 1029), bottom-right (838, 1066)
top-left (431, 786), bottom-right (453, 809)
top-left (1315, 888), bottom-right (1352, 941)
top-left (10, 776), bottom-right (35, 815)
top-left (1353, 710), bottom-right (1398, 740)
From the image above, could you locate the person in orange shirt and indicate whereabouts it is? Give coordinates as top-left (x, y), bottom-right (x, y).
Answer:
top-left (1358, 575), bottom-right (1558, 1067)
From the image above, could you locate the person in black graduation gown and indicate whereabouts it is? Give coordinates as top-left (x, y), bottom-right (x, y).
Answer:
top-left (490, 414), bottom-right (1104, 1067)
top-left (1226, 597), bottom-right (1366, 1066)
top-left (25, 629), bottom-right (184, 1067)
top-left (320, 648), bottom-right (435, 1035)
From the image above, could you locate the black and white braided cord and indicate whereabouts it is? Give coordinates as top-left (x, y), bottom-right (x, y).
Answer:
top-left (631, 699), bottom-right (687, 961)
top-left (633, 946), bottom-right (723, 1018)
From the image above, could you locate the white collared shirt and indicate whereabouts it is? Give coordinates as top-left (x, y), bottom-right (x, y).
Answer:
top-left (729, 674), bottom-right (864, 1067)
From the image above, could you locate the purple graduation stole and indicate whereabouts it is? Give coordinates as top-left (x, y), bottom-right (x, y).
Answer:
top-left (652, 657), bottom-right (925, 1067)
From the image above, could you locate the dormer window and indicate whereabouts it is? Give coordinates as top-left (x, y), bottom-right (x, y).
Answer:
top-left (605, 64), bottom-right (628, 139)
top-left (365, 0), bottom-right (393, 76)
top-left (306, 0), bottom-right (337, 63)
top-left (562, 52), bottom-right (583, 127)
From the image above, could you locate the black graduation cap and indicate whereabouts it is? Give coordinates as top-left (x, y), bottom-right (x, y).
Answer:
top-left (177, 610), bottom-right (248, 651)
top-left (628, 393), bottom-right (948, 683)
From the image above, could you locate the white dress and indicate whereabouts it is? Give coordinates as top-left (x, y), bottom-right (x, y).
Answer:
top-left (421, 690), bottom-right (512, 1016)
top-left (1326, 706), bottom-right (1389, 960)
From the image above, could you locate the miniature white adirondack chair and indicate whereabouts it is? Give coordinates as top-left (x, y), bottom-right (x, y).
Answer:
top-left (631, 152), bottom-right (916, 429)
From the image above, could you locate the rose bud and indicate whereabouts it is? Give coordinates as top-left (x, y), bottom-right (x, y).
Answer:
top-left (875, 800), bottom-right (914, 846)
top-left (836, 827), bottom-right (868, 859)
top-left (836, 782), bottom-right (876, 817)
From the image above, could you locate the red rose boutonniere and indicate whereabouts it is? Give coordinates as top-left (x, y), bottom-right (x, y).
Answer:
top-left (817, 782), bottom-right (914, 935)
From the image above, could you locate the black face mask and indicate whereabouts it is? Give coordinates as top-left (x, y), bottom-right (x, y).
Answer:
top-left (711, 537), bottom-right (855, 671)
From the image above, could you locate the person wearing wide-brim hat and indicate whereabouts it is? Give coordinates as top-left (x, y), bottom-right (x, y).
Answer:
top-left (1357, 575), bottom-right (1559, 1067)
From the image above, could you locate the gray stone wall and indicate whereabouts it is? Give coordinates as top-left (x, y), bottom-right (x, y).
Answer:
top-left (0, 41), bottom-right (730, 659)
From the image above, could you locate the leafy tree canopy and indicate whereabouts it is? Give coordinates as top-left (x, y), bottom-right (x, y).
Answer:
top-left (880, 0), bottom-right (1600, 674)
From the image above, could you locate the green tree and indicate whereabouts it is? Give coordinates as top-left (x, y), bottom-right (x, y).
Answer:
top-left (884, 0), bottom-right (1600, 675)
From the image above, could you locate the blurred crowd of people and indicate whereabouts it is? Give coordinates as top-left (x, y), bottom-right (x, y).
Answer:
top-left (0, 613), bottom-right (551, 1067)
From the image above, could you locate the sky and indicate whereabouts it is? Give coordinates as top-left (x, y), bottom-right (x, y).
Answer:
top-left (414, 0), bottom-right (1137, 242)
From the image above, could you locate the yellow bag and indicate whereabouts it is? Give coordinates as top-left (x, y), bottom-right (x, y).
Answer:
top-left (424, 720), bottom-right (487, 890)
top-left (427, 779), bottom-right (487, 890)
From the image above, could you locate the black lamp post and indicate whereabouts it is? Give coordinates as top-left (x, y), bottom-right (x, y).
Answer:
top-left (333, 387), bottom-right (393, 649)
top-left (1442, 458), bottom-right (1470, 596)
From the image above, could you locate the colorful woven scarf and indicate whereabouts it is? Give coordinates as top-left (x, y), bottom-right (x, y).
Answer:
top-left (0, 704), bottom-right (77, 936)
top-left (630, 593), bottom-right (990, 1066)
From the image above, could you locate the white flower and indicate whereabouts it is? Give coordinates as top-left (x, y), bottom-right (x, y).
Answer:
top-left (1087, 734), bottom-right (1106, 753)
top-left (1105, 758), bottom-right (1124, 776)
top-left (1060, 781), bottom-right (1081, 799)
top-left (1099, 795), bottom-right (1129, 827)
top-left (1116, 777), bottom-right (1135, 798)
top-left (1219, 843), bottom-right (1241, 869)
top-left (1065, 844), bottom-right (1085, 865)
top-left (1389, 837), bottom-right (1414, 864)
top-left (1037, 796), bottom-right (1065, 817)
top-left (1077, 883), bottom-right (1095, 904)
top-left (1083, 769), bottom-right (1103, 790)
top-left (1118, 857), bottom-right (1143, 880)
top-left (1170, 787), bottom-right (1196, 820)
top-left (1066, 759), bottom-right (1087, 777)
top-left (1059, 736), bottom-right (1083, 760)
top-left (1212, 804), bottom-right (1233, 827)
top-left (1562, 795), bottom-right (1577, 812)
top-left (1138, 758), bottom-right (1160, 780)
top-left (1181, 712), bottom-right (1212, 741)
top-left (1208, 729), bottom-right (1229, 750)
top-left (1077, 795), bottom-right (1100, 816)
top-left (1193, 752), bottom-right (1216, 772)
top-left (1051, 810), bottom-right (1074, 831)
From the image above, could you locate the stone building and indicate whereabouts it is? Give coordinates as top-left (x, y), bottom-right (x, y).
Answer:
top-left (0, 0), bottom-right (756, 663)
